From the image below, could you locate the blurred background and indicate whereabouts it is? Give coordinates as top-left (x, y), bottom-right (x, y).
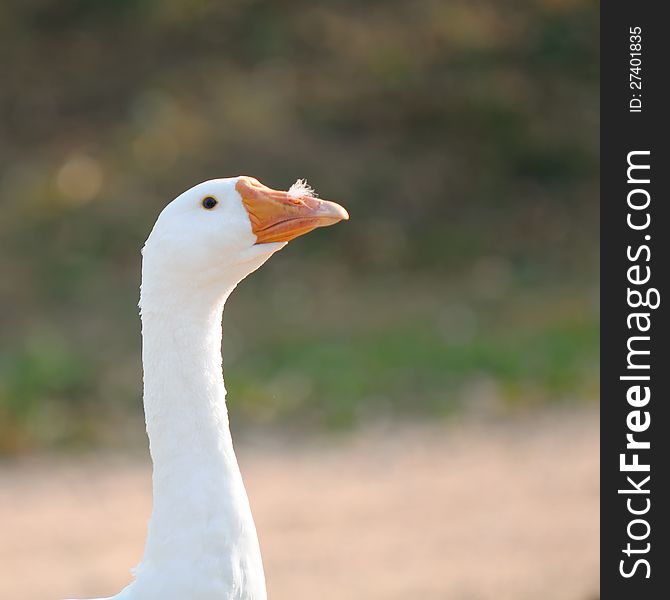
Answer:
top-left (0, 0), bottom-right (599, 599)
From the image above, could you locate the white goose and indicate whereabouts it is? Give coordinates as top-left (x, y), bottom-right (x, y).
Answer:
top-left (71, 176), bottom-right (348, 600)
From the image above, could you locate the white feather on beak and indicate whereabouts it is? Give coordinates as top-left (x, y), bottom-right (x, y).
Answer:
top-left (287, 178), bottom-right (318, 199)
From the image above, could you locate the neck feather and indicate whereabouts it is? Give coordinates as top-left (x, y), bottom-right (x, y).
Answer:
top-left (133, 272), bottom-right (267, 599)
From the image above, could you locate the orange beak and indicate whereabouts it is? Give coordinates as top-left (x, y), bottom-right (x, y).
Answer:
top-left (236, 176), bottom-right (349, 244)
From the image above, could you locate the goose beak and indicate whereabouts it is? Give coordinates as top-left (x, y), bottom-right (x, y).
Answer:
top-left (236, 176), bottom-right (349, 244)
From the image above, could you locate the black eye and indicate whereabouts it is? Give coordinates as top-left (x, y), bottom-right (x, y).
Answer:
top-left (202, 196), bottom-right (218, 209)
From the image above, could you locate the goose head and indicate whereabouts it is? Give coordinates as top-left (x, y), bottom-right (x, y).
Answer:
top-left (141, 176), bottom-right (349, 296)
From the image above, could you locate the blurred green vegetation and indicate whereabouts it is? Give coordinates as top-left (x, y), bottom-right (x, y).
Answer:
top-left (0, 0), bottom-right (598, 453)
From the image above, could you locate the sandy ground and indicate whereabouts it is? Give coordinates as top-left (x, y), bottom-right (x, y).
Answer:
top-left (0, 409), bottom-right (599, 600)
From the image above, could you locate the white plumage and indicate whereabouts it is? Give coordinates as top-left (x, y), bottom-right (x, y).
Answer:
top-left (69, 176), bottom-right (347, 600)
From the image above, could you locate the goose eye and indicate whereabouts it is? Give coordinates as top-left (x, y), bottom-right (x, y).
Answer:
top-left (202, 196), bottom-right (218, 210)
